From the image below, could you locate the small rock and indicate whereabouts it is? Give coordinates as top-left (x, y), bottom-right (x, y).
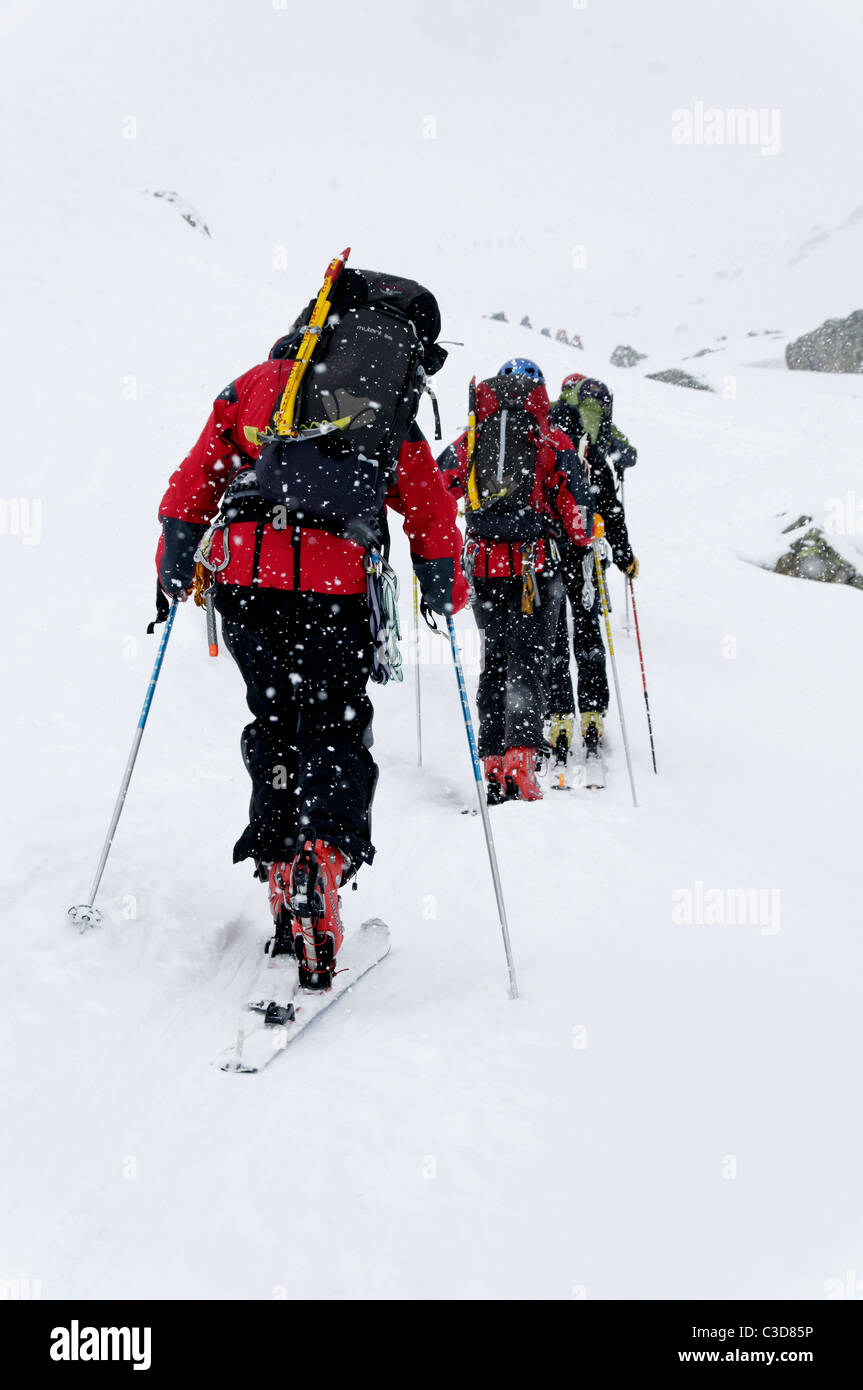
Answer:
top-left (645, 368), bottom-right (713, 391)
top-left (610, 344), bottom-right (647, 368)
top-left (147, 189), bottom-right (211, 237)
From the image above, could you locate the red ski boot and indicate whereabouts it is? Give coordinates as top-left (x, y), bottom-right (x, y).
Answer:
top-left (503, 747), bottom-right (543, 802)
top-left (288, 839), bottom-right (348, 991)
top-left (483, 755), bottom-right (506, 806)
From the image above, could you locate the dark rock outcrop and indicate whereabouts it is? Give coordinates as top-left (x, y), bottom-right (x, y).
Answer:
top-left (610, 344), bottom-right (647, 368)
top-left (786, 310), bottom-right (863, 373)
top-left (774, 527), bottom-right (863, 589)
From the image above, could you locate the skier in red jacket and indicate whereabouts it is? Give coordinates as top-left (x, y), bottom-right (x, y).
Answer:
top-left (436, 358), bottom-right (591, 804)
top-left (155, 270), bottom-right (467, 989)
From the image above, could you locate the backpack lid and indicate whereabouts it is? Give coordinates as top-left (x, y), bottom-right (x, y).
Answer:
top-left (331, 269), bottom-right (446, 373)
top-left (271, 268), bottom-right (447, 373)
top-left (476, 374), bottom-right (551, 426)
top-left (344, 269), bottom-right (441, 340)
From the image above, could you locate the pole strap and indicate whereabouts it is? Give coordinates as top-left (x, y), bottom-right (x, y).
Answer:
top-left (147, 582), bottom-right (170, 634)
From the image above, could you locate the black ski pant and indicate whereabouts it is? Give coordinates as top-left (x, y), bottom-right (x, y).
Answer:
top-left (547, 545), bottom-right (609, 716)
top-left (472, 572), bottom-right (563, 757)
top-left (216, 588), bottom-right (378, 872)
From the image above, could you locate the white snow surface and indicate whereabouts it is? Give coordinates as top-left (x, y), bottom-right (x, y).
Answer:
top-left (1, 0), bottom-right (862, 1300)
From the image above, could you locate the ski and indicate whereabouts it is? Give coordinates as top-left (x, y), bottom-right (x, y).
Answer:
top-left (218, 918), bottom-right (390, 1074)
top-left (582, 727), bottom-right (606, 791)
top-left (583, 748), bottom-right (606, 791)
top-left (549, 742), bottom-right (606, 791)
top-left (244, 934), bottom-right (300, 1022)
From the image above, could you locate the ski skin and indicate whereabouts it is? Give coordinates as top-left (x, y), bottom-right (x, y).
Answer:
top-left (218, 918), bottom-right (390, 1073)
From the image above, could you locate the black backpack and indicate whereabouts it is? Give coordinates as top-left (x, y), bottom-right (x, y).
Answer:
top-left (257, 269), bottom-right (446, 540)
top-left (466, 374), bottom-right (551, 542)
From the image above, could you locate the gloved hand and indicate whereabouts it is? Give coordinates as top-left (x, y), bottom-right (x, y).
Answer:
top-left (157, 517), bottom-right (208, 601)
top-left (619, 554), bottom-right (639, 580)
top-left (412, 555), bottom-right (469, 617)
top-left (609, 443), bottom-right (637, 477)
top-left (160, 579), bottom-right (193, 602)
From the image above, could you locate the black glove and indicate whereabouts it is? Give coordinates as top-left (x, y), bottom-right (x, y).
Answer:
top-left (609, 442), bottom-right (637, 478)
top-left (159, 516), bottom-right (208, 597)
top-left (411, 555), bottom-right (456, 617)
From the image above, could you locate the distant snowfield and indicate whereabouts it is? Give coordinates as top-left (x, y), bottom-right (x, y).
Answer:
top-left (2, 0), bottom-right (862, 1300)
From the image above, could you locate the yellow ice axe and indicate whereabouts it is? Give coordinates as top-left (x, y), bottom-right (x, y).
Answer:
top-left (466, 375), bottom-right (480, 511)
top-left (273, 246), bottom-right (350, 438)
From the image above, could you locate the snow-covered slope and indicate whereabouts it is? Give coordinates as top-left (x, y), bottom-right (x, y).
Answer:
top-left (2, 0), bottom-right (862, 1300)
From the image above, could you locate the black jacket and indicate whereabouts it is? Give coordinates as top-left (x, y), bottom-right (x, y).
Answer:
top-left (548, 401), bottom-right (634, 569)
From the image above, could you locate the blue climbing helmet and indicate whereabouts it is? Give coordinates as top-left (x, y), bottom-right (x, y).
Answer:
top-left (498, 357), bottom-right (545, 383)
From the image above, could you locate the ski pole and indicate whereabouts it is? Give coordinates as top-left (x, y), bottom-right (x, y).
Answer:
top-left (412, 572), bottom-right (422, 766)
top-left (628, 578), bottom-right (657, 773)
top-left (593, 535), bottom-right (638, 808)
top-left (68, 600), bottom-right (180, 930)
top-left (446, 615), bottom-right (519, 1000)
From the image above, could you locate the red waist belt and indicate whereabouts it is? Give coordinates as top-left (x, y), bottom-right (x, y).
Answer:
top-left (471, 537), bottom-right (548, 579)
top-left (212, 522), bottom-right (367, 595)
